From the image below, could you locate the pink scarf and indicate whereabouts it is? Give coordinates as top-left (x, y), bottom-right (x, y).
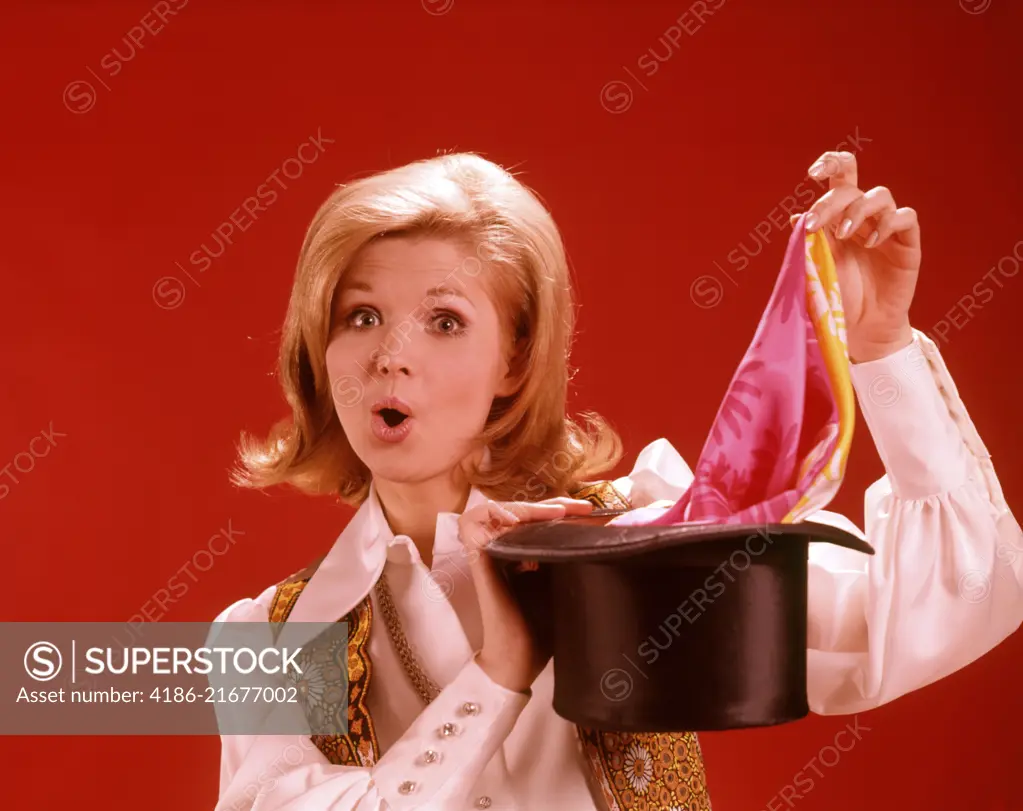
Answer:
top-left (611, 214), bottom-right (855, 528)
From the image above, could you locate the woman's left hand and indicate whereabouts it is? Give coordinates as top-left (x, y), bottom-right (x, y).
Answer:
top-left (794, 151), bottom-right (921, 363)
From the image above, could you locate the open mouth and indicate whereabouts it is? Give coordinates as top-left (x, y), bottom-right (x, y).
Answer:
top-left (378, 407), bottom-right (408, 428)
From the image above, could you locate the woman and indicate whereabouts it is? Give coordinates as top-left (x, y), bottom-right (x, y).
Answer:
top-left (210, 150), bottom-right (1021, 810)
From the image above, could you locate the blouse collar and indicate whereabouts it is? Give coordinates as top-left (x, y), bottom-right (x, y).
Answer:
top-left (274, 476), bottom-right (491, 652)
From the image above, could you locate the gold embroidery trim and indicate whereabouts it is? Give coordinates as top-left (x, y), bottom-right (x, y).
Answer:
top-left (268, 564), bottom-right (379, 767)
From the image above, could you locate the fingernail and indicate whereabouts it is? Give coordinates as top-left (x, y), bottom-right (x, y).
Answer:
top-left (865, 230), bottom-right (879, 248)
top-left (838, 218), bottom-right (852, 239)
top-left (809, 163), bottom-right (825, 178)
top-left (804, 213), bottom-right (818, 232)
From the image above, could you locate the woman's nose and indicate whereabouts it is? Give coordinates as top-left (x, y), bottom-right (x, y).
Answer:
top-left (373, 345), bottom-right (410, 376)
top-left (370, 323), bottom-right (417, 376)
top-left (374, 353), bottom-right (408, 375)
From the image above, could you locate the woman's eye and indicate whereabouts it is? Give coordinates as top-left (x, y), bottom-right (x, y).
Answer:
top-left (432, 313), bottom-right (465, 334)
top-left (348, 308), bottom-right (380, 329)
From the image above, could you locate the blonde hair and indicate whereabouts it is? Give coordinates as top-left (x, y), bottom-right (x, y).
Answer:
top-left (232, 152), bottom-right (623, 505)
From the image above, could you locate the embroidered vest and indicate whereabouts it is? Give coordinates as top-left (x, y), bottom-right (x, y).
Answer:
top-left (267, 482), bottom-right (713, 811)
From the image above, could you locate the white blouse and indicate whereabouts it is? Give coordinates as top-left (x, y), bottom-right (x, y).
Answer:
top-left (209, 331), bottom-right (1022, 811)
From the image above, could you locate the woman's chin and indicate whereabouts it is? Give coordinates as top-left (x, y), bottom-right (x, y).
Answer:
top-left (351, 435), bottom-right (475, 486)
top-left (363, 455), bottom-right (450, 485)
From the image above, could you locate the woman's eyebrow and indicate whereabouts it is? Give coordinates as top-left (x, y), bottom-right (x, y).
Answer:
top-left (339, 280), bottom-right (472, 306)
top-left (425, 284), bottom-right (470, 302)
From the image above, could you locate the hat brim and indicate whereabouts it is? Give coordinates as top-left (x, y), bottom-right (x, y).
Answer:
top-left (486, 508), bottom-right (874, 563)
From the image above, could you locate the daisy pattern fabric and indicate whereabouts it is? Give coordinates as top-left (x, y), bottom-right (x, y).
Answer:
top-left (577, 726), bottom-right (712, 811)
top-left (611, 212), bottom-right (854, 530)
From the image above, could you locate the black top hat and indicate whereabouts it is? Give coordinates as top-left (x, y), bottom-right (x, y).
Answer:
top-left (487, 509), bottom-right (874, 733)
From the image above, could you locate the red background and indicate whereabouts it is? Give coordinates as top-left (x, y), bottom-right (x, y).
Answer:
top-left (2, 1), bottom-right (1021, 809)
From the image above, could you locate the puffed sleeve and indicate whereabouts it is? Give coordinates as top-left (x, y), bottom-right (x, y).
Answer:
top-left (208, 587), bottom-right (532, 810)
top-left (804, 330), bottom-right (1022, 714)
top-left (612, 330), bottom-right (1022, 716)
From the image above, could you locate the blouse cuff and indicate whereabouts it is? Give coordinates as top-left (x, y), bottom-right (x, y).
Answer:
top-left (371, 656), bottom-right (531, 809)
top-left (848, 329), bottom-right (983, 502)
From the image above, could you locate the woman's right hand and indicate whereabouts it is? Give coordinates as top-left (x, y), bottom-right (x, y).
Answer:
top-left (457, 497), bottom-right (594, 694)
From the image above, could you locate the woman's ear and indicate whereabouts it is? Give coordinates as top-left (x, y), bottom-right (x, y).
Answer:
top-left (495, 337), bottom-right (527, 398)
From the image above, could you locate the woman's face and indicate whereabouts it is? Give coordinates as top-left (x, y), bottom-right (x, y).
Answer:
top-left (326, 234), bottom-right (516, 487)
